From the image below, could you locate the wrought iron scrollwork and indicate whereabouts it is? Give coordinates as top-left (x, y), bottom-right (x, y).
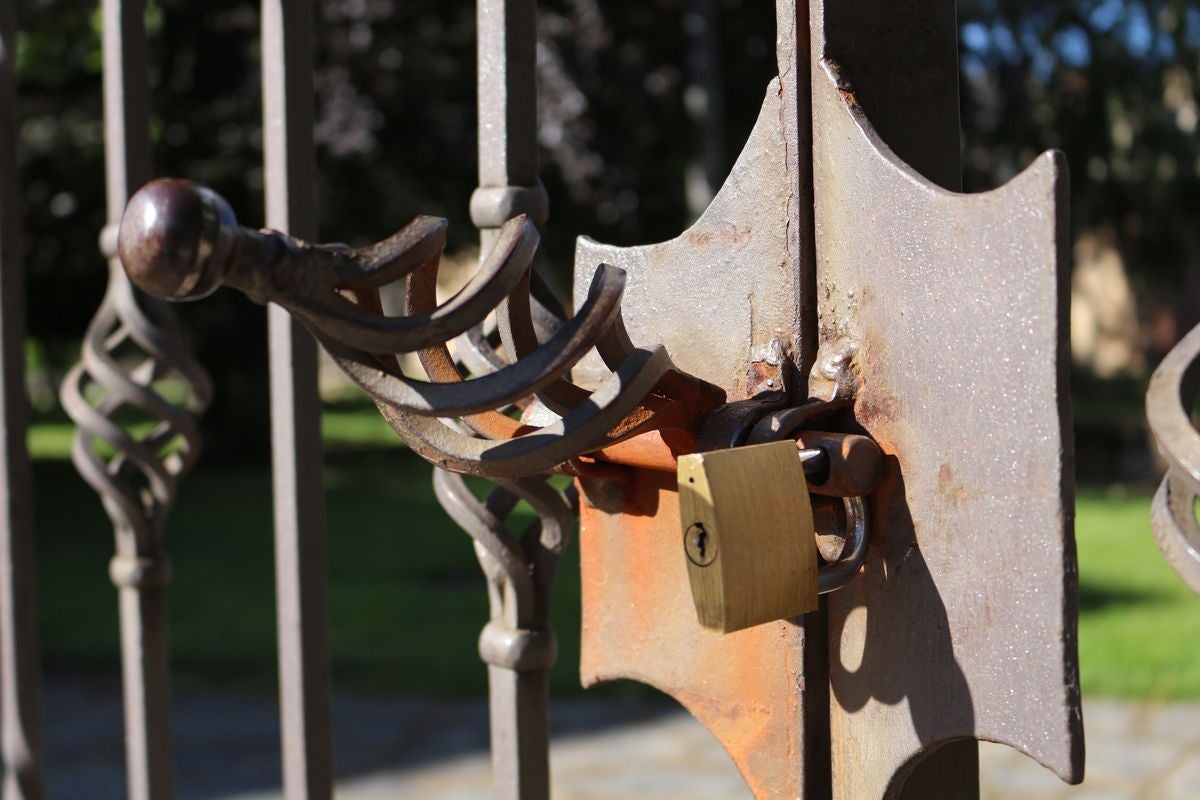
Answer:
top-left (1147, 323), bottom-right (1200, 593)
top-left (60, 249), bottom-right (212, 574)
top-left (117, 178), bottom-right (723, 478)
top-left (433, 470), bottom-right (576, 663)
top-left (59, 231), bottom-right (213, 800)
top-left (432, 468), bottom-right (576, 797)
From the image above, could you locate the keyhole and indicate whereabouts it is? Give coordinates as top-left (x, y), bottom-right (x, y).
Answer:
top-left (685, 522), bottom-right (718, 567)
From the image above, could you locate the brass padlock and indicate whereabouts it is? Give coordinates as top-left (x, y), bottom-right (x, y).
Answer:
top-left (678, 440), bottom-right (818, 633)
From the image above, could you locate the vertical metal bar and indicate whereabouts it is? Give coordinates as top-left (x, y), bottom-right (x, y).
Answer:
top-left (476, 0), bottom-right (538, 192)
top-left (0, 6), bottom-right (46, 799)
top-left (102, 2), bottom-right (173, 797)
top-left (113, 576), bottom-right (171, 800)
top-left (434, 473), bottom-right (570, 800)
top-left (484, 666), bottom-right (550, 800)
top-left (261, 2), bottom-right (333, 797)
top-left (471, 3), bottom-right (551, 799)
top-left (776, 0), bottom-right (818, 383)
top-left (777, 3), bottom-right (825, 795)
top-left (811, 2), bottom-right (980, 796)
top-left (472, 0), bottom-right (545, 252)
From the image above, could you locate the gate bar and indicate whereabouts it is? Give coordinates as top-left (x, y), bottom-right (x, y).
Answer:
top-left (0, 4), bottom-right (46, 798)
top-left (101, 2), bottom-right (174, 796)
top-left (261, 1), bottom-right (334, 797)
top-left (473, 2), bottom-right (551, 799)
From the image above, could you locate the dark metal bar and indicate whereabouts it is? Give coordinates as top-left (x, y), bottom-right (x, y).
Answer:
top-left (102, 1), bottom-right (169, 796)
top-left (476, 0), bottom-right (539, 194)
top-left (471, 0), bottom-right (545, 253)
top-left (434, 472), bottom-right (573, 800)
top-left (470, 4), bottom-right (555, 798)
top-left (261, 1), bottom-right (333, 797)
top-left (775, 3), bottom-right (825, 792)
top-left (62, 0), bottom-right (214, 795)
top-left (0, 5), bottom-right (46, 798)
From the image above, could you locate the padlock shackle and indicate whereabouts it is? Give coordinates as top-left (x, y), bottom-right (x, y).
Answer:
top-left (586, 429), bottom-right (882, 498)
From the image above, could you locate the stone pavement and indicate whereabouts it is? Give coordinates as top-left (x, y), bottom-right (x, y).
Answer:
top-left (43, 680), bottom-right (1200, 799)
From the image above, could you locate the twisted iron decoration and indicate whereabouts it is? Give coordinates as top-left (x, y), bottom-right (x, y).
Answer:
top-left (1147, 323), bottom-right (1200, 594)
top-left (432, 469), bottom-right (576, 796)
top-left (60, 246), bottom-right (212, 572)
top-left (117, 179), bottom-right (723, 478)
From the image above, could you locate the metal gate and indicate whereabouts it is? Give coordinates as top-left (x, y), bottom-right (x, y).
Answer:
top-left (0, 1), bottom-right (1134, 798)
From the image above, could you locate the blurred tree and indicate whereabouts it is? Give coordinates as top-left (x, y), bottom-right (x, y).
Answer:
top-left (957, 0), bottom-right (1200, 357)
top-left (14, 0), bottom-right (1195, 458)
top-left (14, 0), bottom-right (777, 460)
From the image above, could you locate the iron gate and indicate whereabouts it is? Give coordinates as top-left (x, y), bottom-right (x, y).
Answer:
top-left (0, 1), bottom-right (1139, 798)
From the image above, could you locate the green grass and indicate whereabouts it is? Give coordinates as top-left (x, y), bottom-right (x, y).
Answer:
top-left (30, 403), bottom-right (1200, 700)
top-left (33, 403), bottom-right (592, 699)
top-left (1075, 488), bottom-right (1200, 699)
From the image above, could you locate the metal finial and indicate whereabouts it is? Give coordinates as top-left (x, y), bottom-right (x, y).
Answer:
top-left (118, 179), bottom-right (238, 300)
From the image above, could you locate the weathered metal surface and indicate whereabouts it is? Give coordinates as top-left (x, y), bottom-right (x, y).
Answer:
top-left (573, 1), bottom-right (815, 398)
top-left (105, 4), bottom-right (1084, 799)
top-left (58, 1), bottom-right (214, 797)
top-left (574, 4), bottom-right (825, 798)
top-left (261, 1), bottom-right (333, 796)
top-left (810, 2), bottom-right (1082, 797)
top-left (1147, 323), bottom-right (1200, 593)
top-left (434, 471), bottom-right (575, 800)
top-left (578, 473), bottom-right (814, 799)
top-left (0, 5), bottom-right (46, 798)
top-left (572, 84), bottom-right (799, 395)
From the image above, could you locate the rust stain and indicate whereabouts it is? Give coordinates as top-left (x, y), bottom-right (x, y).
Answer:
top-left (937, 463), bottom-right (968, 504)
top-left (579, 475), bottom-right (808, 798)
top-left (825, 59), bottom-right (859, 109)
top-left (938, 463), bottom-right (953, 487)
top-left (856, 388), bottom-right (899, 429)
top-left (686, 223), bottom-right (753, 248)
top-left (747, 358), bottom-right (786, 395)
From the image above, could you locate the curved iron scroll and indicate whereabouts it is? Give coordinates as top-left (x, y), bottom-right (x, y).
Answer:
top-left (1147, 322), bottom-right (1200, 593)
top-left (60, 256), bottom-right (212, 568)
top-left (117, 179), bottom-right (723, 478)
top-left (433, 468), bottom-right (576, 797)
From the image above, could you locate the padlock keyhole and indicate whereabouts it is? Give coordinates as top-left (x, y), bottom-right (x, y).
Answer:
top-left (685, 522), bottom-right (717, 567)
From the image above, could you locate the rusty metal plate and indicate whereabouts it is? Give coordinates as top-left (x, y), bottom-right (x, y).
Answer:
top-left (573, 5), bottom-right (821, 796)
top-left (810, 14), bottom-right (1083, 800)
top-left (578, 473), bottom-right (809, 798)
top-left (572, 77), bottom-right (801, 396)
top-left (573, 80), bottom-right (817, 796)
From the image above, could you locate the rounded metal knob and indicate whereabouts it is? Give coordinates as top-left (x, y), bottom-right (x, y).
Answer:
top-left (118, 178), bottom-right (238, 300)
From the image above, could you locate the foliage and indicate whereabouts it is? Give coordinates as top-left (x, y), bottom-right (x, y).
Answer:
top-left (958, 0), bottom-right (1200, 347)
top-left (12, 0), bottom-right (1200, 460)
top-left (13, 0), bottom-right (779, 459)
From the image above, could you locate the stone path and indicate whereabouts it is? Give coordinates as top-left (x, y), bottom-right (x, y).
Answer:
top-left (42, 681), bottom-right (1200, 799)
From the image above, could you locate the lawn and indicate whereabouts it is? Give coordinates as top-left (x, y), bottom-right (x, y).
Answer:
top-left (31, 401), bottom-right (1200, 700)
top-left (1075, 488), bottom-right (1200, 699)
top-left (33, 400), bottom-right (591, 699)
